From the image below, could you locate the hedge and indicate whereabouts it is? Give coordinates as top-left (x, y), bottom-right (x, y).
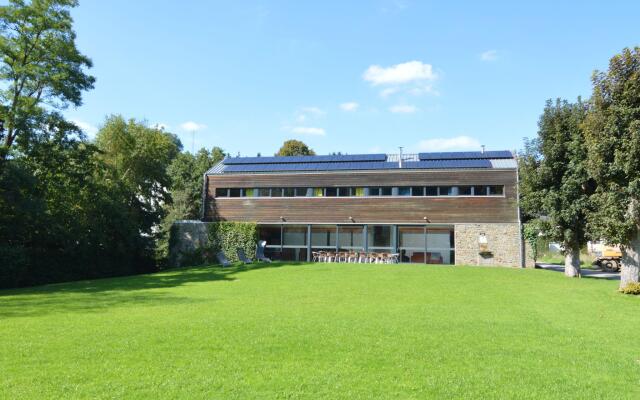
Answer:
top-left (207, 222), bottom-right (258, 263)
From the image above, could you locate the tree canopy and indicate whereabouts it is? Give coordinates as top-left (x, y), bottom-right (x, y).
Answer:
top-left (584, 47), bottom-right (640, 287)
top-left (519, 99), bottom-right (590, 277)
top-left (275, 139), bottom-right (315, 156)
top-left (0, 0), bottom-right (95, 159)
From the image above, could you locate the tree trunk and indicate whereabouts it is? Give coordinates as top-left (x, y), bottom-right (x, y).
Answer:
top-left (564, 246), bottom-right (581, 278)
top-left (620, 230), bottom-right (640, 289)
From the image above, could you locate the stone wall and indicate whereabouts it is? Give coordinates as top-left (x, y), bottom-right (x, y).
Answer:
top-left (455, 223), bottom-right (523, 267)
top-left (169, 220), bottom-right (210, 267)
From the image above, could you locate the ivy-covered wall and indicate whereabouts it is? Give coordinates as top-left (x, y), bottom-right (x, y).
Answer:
top-left (169, 221), bottom-right (258, 267)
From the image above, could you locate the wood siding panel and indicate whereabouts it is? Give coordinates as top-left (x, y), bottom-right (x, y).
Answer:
top-left (204, 169), bottom-right (518, 223)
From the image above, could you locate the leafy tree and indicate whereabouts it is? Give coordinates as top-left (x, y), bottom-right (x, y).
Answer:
top-left (583, 47), bottom-right (640, 288)
top-left (275, 139), bottom-right (315, 156)
top-left (519, 99), bottom-right (590, 277)
top-left (0, 0), bottom-right (94, 159)
top-left (157, 146), bottom-right (225, 263)
top-left (95, 115), bottom-right (181, 237)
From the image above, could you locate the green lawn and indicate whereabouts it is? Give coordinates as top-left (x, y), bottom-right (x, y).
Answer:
top-left (1, 263), bottom-right (638, 399)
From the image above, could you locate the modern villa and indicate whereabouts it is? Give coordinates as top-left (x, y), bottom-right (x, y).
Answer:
top-left (203, 150), bottom-right (528, 267)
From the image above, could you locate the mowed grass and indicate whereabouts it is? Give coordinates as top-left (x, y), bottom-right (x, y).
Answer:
top-left (1, 263), bottom-right (639, 399)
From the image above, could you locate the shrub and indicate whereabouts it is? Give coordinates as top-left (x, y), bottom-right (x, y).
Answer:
top-left (207, 222), bottom-right (258, 263)
top-left (619, 282), bottom-right (640, 295)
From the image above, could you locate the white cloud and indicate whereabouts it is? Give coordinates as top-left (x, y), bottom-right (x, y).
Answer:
top-left (71, 119), bottom-right (98, 137)
top-left (389, 104), bottom-right (418, 114)
top-left (480, 50), bottom-right (498, 61)
top-left (340, 102), bottom-right (359, 111)
top-left (363, 61), bottom-right (436, 86)
top-left (380, 87), bottom-right (400, 98)
top-left (300, 106), bottom-right (325, 116)
top-left (291, 126), bottom-right (326, 136)
top-left (414, 135), bottom-right (481, 152)
top-left (180, 121), bottom-right (206, 131)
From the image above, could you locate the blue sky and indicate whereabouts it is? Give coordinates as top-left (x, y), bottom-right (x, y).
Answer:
top-left (64, 0), bottom-right (639, 156)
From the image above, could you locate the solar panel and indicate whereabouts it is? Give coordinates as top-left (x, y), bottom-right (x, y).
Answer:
top-left (418, 150), bottom-right (513, 161)
top-left (223, 154), bottom-right (387, 165)
top-left (222, 159), bottom-right (491, 173)
top-left (404, 159), bottom-right (493, 169)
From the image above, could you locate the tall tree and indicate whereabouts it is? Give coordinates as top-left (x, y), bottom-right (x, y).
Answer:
top-left (584, 47), bottom-right (640, 288)
top-left (95, 115), bottom-right (181, 237)
top-left (520, 99), bottom-right (591, 277)
top-left (275, 139), bottom-right (315, 156)
top-left (0, 0), bottom-right (94, 159)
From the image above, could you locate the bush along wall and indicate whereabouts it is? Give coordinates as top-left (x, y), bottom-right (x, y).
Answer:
top-left (208, 222), bottom-right (258, 263)
top-left (168, 221), bottom-right (258, 267)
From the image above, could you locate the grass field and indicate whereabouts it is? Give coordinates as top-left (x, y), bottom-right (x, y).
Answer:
top-left (1, 263), bottom-right (638, 399)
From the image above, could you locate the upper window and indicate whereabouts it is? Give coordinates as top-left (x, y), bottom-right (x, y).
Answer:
top-left (425, 186), bottom-right (438, 196)
top-left (488, 185), bottom-right (504, 195)
top-left (229, 188), bottom-right (242, 197)
top-left (397, 187), bottom-right (411, 196)
top-left (458, 186), bottom-right (472, 196)
top-left (283, 188), bottom-right (295, 197)
top-left (215, 188), bottom-right (228, 197)
top-left (325, 187), bottom-right (338, 197)
top-left (473, 185), bottom-right (487, 196)
top-left (411, 186), bottom-right (424, 196)
top-left (216, 185), bottom-right (505, 197)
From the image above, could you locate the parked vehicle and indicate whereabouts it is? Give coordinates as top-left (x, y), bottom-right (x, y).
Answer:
top-left (588, 241), bottom-right (622, 272)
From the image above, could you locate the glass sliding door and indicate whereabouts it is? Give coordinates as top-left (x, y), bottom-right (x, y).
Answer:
top-left (258, 225), bottom-right (282, 260)
top-left (311, 225), bottom-right (337, 252)
top-left (367, 225), bottom-right (394, 253)
top-left (426, 226), bottom-right (455, 264)
top-left (282, 225), bottom-right (308, 261)
top-left (338, 225), bottom-right (364, 251)
top-left (398, 226), bottom-right (426, 263)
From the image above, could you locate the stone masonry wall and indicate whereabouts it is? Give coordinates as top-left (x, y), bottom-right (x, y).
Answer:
top-left (169, 221), bottom-right (210, 267)
top-left (455, 223), bottom-right (523, 267)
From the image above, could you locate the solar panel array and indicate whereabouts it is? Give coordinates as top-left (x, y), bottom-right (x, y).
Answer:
top-left (223, 154), bottom-right (387, 165)
top-left (224, 162), bottom-right (397, 173)
top-left (222, 159), bottom-right (493, 173)
top-left (418, 150), bottom-right (513, 160)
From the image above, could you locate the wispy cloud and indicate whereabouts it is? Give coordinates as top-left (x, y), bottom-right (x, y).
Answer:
top-left (291, 126), bottom-right (326, 136)
top-left (413, 135), bottom-right (481, 151)
top-left (389, 104), bottom-right (418, 114)
top-left (180, 121), bottom-right (207, 131)
top-left (340, 102), bottom-right (359, 111)
top-left (364, 61), bottom-right (439, 98)
top-left (363, 61), bottom-right (436, 86)
top-left (480, 50), bottom-right (498, 61)
top-left (71, 119), bottom-right (98, 137)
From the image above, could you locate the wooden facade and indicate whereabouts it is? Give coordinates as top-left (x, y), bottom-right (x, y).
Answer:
top-left (203, 169), bottom-right (518, 224)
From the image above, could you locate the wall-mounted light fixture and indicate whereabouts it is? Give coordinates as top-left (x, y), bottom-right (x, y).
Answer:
top-left (348, 216), bottom-right (355, 222)
top-left (423, 216), bottom-right (430, 223)
top-left (279, 216), bottom-right (286, 222)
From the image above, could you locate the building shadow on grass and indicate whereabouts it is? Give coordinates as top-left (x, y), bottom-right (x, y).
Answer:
top-left (0, 262), bottom-right (290, 319)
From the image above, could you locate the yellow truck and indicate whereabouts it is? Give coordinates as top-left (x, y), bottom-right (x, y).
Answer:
top-left (588, 241), bottom-right (622, 272)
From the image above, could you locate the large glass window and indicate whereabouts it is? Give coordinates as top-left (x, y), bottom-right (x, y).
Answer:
top-left (258, 188), bottom-right (271, 197)
top-left (411, 187), bottom-right (424, 196)
top-left (425, 186), bottom-right (438, 196)
top-left (215, 188), bottom-right (228, 197)
top-left (398, 187), bottom-right (411, 196)
top-left (295, 187), bottom-right (309, 197)
top-left (368, 225), bottom-right (393, 251)
top-left (325, 187), bottom-right (338, 197)
top-left (258, 225), bottom-right (282, 260)
top-left (473, 185), bottom-right (488, 196)
top-left (282, 225), bottom-right (308, 261)
top-left (398, 226), bottom-right (426, 263)
top-left (311, 225), bottom-right (336, 249)
top-left (337, 187), bottom-right (352, 197)
top-left (439, 186), bottom-right (456, 196)
top-left (488, 185), bottom-right (504, 195)
top-left (426, 227), bottom-right (455, 264)
top-left (283, 188), bottom-right (295, 197)
top-left (338, 225), bottom-right (364, 250)
top-left (229, 188), bottom-right (242, 197)
top-left (458, 186), bottom-right (472, 196)
top-left (271, 188), bottom-right (283, 197)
